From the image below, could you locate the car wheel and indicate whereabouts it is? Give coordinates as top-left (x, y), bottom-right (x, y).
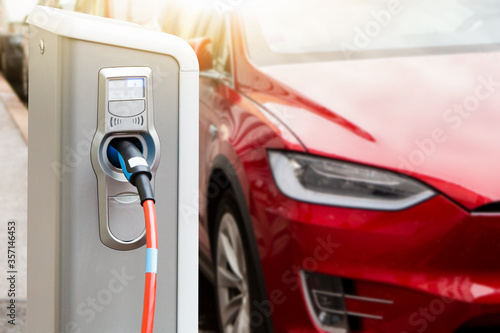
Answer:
top-left (214, 191), bottom-right (255, 333)
top-left (1, 35), bottom-right (24, 84)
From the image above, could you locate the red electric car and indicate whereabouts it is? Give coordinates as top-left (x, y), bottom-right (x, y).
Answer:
top-left (165, 1), bottom-right (500, 332)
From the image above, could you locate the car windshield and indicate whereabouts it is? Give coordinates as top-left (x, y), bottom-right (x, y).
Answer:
top-left (242, 0), bottom-right (500, 66)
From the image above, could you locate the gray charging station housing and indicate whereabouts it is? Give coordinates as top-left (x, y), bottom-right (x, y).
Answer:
top-left (27, 6), bottom-right (199, 332)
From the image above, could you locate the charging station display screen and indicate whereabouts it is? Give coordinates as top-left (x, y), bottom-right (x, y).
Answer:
top-left (108, 78), bottom-right (145, 100)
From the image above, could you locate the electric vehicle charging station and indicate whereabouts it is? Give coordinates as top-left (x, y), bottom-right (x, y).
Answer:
top-left (27, 6), bottom-right (198, 332)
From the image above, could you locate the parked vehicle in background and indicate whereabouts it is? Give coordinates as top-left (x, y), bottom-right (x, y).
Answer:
top-left (0, 0), bottom-right (33, 99)
top-left (0, 0), bottom-right (76, 100)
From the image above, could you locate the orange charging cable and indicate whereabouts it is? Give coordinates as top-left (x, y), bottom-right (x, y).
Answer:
top-left (141, 199), bottom-right (158, 333)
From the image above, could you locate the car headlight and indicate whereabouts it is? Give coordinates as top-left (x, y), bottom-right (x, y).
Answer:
top-left (268, 151), bottom-right (435, 211)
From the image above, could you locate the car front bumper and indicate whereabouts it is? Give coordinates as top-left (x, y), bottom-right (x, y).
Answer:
top-left (244, 149), bottom-right (500, 333)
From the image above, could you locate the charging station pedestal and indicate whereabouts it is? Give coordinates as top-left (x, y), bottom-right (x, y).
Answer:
top-left (27, 6), bottom-right (198, 332)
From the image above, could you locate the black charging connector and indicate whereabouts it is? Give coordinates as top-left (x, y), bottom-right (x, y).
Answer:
top-left (108, 138), bottom-right (155, 205)
top-left (134, 174), bottom-right (155, 205)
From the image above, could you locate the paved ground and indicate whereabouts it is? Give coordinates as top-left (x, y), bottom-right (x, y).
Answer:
top-left (0, 301), bottom-right (26, 332)
top-left (0, 74), bottom-right (28, 332)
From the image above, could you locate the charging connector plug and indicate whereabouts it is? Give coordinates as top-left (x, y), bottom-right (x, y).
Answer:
top-left (107, 139), bottom-right (155, 204)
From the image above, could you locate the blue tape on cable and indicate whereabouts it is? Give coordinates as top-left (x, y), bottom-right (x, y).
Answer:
top-left (145, 248), bottom-right (158, 274)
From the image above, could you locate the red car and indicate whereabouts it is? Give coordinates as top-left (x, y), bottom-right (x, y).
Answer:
top-left (166, 1), bottom-right (500, 332)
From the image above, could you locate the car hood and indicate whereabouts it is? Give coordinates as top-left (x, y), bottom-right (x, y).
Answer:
top-left (255, 52), bottom-right (500, 210)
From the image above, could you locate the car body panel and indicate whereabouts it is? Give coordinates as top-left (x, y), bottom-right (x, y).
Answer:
top-left (242, 146), bottom-right (500, 332)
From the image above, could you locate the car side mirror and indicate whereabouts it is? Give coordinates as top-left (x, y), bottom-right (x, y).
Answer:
top-left (187, 37), bottom-right (213, 72)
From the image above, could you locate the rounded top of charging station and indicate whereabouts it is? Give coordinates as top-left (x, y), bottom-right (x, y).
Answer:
top-left (27, 6), bottom-right (199, 72)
